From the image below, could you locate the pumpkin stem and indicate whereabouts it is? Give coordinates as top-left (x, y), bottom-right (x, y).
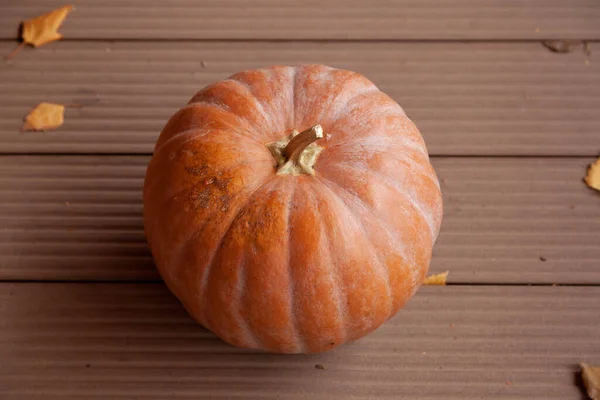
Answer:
top-left (283, 125), bottom-right (323, 163)
top-left (266, 124), bottom-right (325, 176)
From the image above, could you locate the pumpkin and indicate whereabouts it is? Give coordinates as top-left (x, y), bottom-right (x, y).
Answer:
top-left (143, 64), bottom-right (443, 354)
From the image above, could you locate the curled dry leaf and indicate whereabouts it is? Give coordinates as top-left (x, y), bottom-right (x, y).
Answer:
top-left (22, 102), bottom-right (65, 131)
top-left (581, 363), bottom-right (600, 400)
top-left (423, 271), bottom-right (449, 285)
top-left (542, 40), bottom-right (583, 53)
top-left (584, 158), bottom-right (600, 192)
top-left (7, 5), bottom-right (74, 59)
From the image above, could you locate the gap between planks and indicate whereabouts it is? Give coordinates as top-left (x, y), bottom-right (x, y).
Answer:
top-left (1, 38), bottom-right (600, 43)
top-left (0, 154), bottom-right (597, 159)
top-left (2, 280), bottom-right (600, 287)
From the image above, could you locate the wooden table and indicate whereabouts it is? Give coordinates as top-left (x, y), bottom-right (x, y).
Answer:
top-left (1, 1), bottom-right (599, 398)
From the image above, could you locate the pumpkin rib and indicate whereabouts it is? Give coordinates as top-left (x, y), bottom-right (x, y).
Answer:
top-left (144, 138), bottom-right (272, 218)
top-left (298, 67), bottom-right (373, 132)
top-left (307, 181), bottom-right (350, 345)
top-left (222, 77), bottom-right (275, 138)
top-left (324, 77), bottom-right (380, 125)
top-left (314, 176), bottom-right (394, 324)
top-left (318, 135), bottom-right (434, 179)
top-left (320, 160), bottom-right (437, 245)
top-left (227, 69), bottom-right (295, 141)
top-left (343, 90), bottom-right (405, 118)
top-left (318, 140), bottom-right (441, 235)
top-left (326, 102), bottom-right (426, 154)
top-left (148, 139), bottom-right (270, 187)
top-left (153, 127), bottom-right (216, 156)
top-left (324, 89), bottom-right (407, 148)
top-left (364, 153), bottom-right (442, 237)
top-left (197, 176), bottom-right (279, 327)
top-left (155, 167), bottom-right (275, 325)
top-left (289, 66), bottom-right (297, 128)
top-left (188, 81), bottom-right (271, 139)
top-left (260, 66), bottom-right (294, 134)
top-left (292, 65), bottom-right (334, 129)
top-left (154, 104), bottom-right (261, 152)
top-left (283, 180), bottom-right (306, 353)
top-left (317, 174), bottom-right (425, 316)
top-left (316, 175), bottom-right (414, 315)
top-left (316, 174), bottom-right (415, 272)
top-left (287, 181), bottom-right (349, 352)
top-left (206, 239), bottom-right (263, 350)
top-left (205, 178), bottom-right (299, 353)
top-left (326, 132), bottom-right (428, 159)
top-left (144, 166), bottom-right (274, 261)
top-left (152, 126), bottom-right (267, 167)
top-left (318, 70), bottom-right (363, 122)
top-left (237, 179), bottom-right (303, 353)
top-left (158, 215), bottom-right (226, 316)
top-left (233, 254), bottom-right (263, 349)
top-left (145, 129), bottom-right (274, 214)
top-left (289, 67), bottom-right (297, 126)
top-left (144, 158), bottom-right (272, 240)
top-left (333, 93), bottom-right (405, 123)
top-left (349, 163), bottom-right (439, 242)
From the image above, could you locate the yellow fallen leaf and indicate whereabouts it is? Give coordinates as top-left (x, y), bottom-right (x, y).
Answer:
top-left (423, 271), bottom-right (449, 285)
top-left (584, 158), bottom-right (600, 192)
top-left (7, 5), bottom-right (74, 58)
top-left (581, 363), bottom-right (600, 400)
top-left (22, 102), bottom-right (65, 131)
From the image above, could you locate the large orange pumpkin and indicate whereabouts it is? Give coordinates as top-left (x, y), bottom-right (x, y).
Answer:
top-left (143, 65), bottom-right (443, 354)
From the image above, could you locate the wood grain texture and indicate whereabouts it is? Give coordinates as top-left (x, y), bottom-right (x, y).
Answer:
top-left (1, 0), bottom-right (599, 40)
top-left (1, 283), bottom-right (598, 399)
top-left (1, 156), bottom-right (598, 284)
top-left (1, 42), bottom-right (598, 156)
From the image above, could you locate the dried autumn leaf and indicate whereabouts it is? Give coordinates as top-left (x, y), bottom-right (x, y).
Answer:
top-left (584, 158), bottom-right (600, 192)
top-left (22, 102), bottom-right (65, 131)
top-left (7, 5), bottom-right (74, 58)
top-left (423, 271), bottom-right (449, 285)
top-left (542, 40), bottom-right (583, 53)
top-left (581, 363), bottom-right (600, 400)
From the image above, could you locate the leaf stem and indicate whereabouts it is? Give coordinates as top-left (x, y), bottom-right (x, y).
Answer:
top-left (6, 42), bottom-right (25, 59)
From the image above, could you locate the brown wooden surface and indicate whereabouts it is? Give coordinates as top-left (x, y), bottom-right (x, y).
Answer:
top-left (1, 42), bottom-right (598, 155)
top-left (1, 156), bottom-right (598, 284)
top-left (1, 0), bottom-right (600, 40)
top-left (2, 284), bottom-right (599, 399)
top-left (1, 0), bottom-right (599, 398)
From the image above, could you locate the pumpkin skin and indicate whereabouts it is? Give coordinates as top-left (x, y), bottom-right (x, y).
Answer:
top-left (143, 64), bottom-right (443, 354)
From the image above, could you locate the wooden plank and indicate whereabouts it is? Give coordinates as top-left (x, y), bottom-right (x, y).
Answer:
top-left (1, 42), bottom-right (598, 156)
top-left (1, 0), bottom-right (599, 40)
top-left (1, 283), bottom-right (598, 399)
top-left (1, 156), bottom-right (598, 284)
